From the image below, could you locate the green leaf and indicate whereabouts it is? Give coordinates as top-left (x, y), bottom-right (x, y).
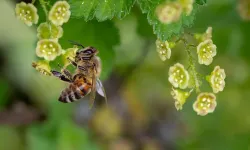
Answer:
top-left (196, 0), bottom-right (207, 5)
top-left (137, 0), bottom-right (199, 41)
top-left (135, 10), bottom-right (155, 38)
top-left (69, 0), bottom-right (135, 21)
top-left (59, 18), bottom-right (119, 80)
top-left (57, 120), bottom-right (100, 150)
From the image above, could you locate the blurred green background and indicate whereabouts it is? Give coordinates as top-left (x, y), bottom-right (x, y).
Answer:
top-left (0, 0), bottom-right (250, 149)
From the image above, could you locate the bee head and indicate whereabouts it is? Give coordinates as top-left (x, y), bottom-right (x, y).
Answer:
top-left (75, 47), bottom-right (98, 61)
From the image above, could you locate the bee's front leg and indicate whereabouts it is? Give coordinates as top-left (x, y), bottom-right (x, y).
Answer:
top-left (62, 69), bottom-right (73, 81)
top-left (67, 57), bottom-right (77, 67)
top-left (51, 70), bottom-right (72, 83)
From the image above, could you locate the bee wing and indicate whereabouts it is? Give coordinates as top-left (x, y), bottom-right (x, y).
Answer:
top-left (96, 78), bottom-right (108, 105)
top-left (89, 72), bottom-right (97, 109)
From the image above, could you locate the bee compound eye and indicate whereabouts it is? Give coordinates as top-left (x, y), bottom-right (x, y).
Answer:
top-left (83, 49), bottom-right (93, 54)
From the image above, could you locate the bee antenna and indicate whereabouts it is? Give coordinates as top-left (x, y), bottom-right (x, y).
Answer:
top-left (68, 40), bottom-right (85, 48)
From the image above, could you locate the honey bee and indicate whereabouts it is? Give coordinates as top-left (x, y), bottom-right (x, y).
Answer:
top-left (51, 41), bottom-right (107, 107)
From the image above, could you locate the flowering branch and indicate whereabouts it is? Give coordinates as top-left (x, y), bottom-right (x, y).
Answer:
top-left (179, 37), bottom-right (200, 93)
top-left (185, 44), bottom-right (200, 93)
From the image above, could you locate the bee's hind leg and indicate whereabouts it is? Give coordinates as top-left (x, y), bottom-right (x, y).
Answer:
top-left (51, 70), bottom-right (72, 83)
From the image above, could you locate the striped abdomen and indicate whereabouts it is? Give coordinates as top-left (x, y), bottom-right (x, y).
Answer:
top-left (59, 79), bottom-right (92, 103)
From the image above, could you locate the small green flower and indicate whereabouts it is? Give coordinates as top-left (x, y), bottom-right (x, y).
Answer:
top-left (171, 88), bottom-right (192, 110)
top-left (32, 60), bottom-right (51, 76)
top-left (37, 22), bottom-right (63, 39)
top-left (61, 47), bottom-right (78, 67)
top-left (36, 39), bottom-right (62, 61)
top-left (193, 92), bottom-right (217, 116)
top-left (48, 1), bottom-right (71, 26)
top-left (156, 2), bottom-right (182, 24)
top-left (196, 27), bottom-right (213, 41)
top-left (207, 66), bottom-right (226, 93)
top-left (179, 0), bottom-right (194, 15)
top-left (197, 39), bottom-right (217, 65)
top-left (155, 39), bottom-right (172, 61)
top-left (15, 2), bottom-right (39, 26)
top-left (169, 63), bottom-right (190, 89)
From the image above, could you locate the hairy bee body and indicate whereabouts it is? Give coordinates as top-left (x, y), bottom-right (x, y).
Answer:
top-left (59, 74), bottom-right (92, 103)
top-left (51, 42), bottom-right (107, 105)
top-left (57, 45), bottom-right (104, 103)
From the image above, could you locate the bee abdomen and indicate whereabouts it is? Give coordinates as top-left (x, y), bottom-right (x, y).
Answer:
top-left (58, 83), bottom-right (91, 103)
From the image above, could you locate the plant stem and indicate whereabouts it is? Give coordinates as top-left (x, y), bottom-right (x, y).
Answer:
top-left (186, 47), bottom-right (200, 93)
top-left (39, 0), bottom-right (52, 38)
top-left (39, 0), bottom-right (48, 18)
top-left (181, 38), bottom-right (200, 93)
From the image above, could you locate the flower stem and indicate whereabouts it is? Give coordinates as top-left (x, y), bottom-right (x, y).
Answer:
top-left (186, 47), bottom-right (200, 93)
top-left (39, 0), bottom-right (48, 18)
top-left (181, 38), bottom-right (200, 93)
top-left (39, 0), bottom-right (52, 38)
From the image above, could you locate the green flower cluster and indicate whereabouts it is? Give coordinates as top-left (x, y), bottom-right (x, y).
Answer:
top-left (15, 1), bottom-right (77, 75)
top-left (35, 1), bottom-right (71, 62)
top-left (156, 27), bottom-right (226, 116)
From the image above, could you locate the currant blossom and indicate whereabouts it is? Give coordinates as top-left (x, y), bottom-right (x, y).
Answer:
top-left (61, 47), bottom-right (78, 67)
top-left (155, 39), bottom-right (172, 61)
top-left (32, 60), bottom-right (51, 76)
top-left (193, 92), bottom-right (217, 116)
top-left (36, 39), bottom-right (62, 61)
top-left (15, 2), bottom-right (39, 26)
top-left (207, 66), bottom-right (226, 93)
top-left (197, 39), bottom-right (217, 65)
top-left (156, 2), bottom-right (182, 24)
top-left (171, 88), bottom-right (192, 110)
top-left (48, 1), bottom-right (71, 26)
top-left (37, 22), bottom-right (63, 39)
top-left (169, 63), bottom-right (190, 89)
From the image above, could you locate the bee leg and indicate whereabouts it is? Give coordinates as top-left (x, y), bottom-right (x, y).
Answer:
top-left (56, 63), bottom-right (73, 80)
top-left (62, 69), bottom-right (73, 81)
top-left (51, 70), bottom-right (72, 83)
top-left (67, 57), bottom-right (77, 67)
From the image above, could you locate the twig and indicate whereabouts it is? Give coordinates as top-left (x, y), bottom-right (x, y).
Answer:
top-left (182, 39), bottom-right (200, 93)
